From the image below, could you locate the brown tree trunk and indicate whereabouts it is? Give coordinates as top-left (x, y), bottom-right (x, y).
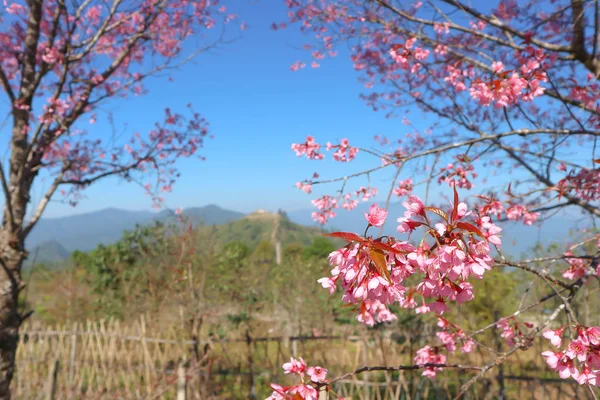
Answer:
top-left (0, 247), bottom-right (24, 400)
top-left (0, 0), bottom-right (43, 391)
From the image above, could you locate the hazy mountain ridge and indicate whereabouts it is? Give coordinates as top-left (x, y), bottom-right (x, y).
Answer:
top-left (25, 201), bottom-right (587, 265)
top-left (26, 204), bottom-right (245, 263)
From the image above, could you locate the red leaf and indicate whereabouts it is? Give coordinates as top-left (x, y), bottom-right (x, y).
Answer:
top-left (451, 184), bottom-right (459, 222)
top-left (324, 232), bottom-right (364, 242)
top-left (369, 249), bottom-right (392, 284)
top-left (425, 206), bottom-right (448, 221)
top-left (456, 222), bottom-right (485, 239)
top-left (369, 240), bottom-right (407, 254)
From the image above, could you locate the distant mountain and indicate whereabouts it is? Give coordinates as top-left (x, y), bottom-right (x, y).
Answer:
top-left (27, 240), bottom-right (70, 267)
top-left (158, 204), bottom-right (245, 226)
top-left (27, 208), bottom-right (155, 253)
top-left (25, 204), bottom-right (246, 262)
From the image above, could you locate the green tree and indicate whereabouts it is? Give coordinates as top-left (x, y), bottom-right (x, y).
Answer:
top-left (251, 241), bottom-right (275, 265)
top-left (302, 237), bottom-right (335, 260)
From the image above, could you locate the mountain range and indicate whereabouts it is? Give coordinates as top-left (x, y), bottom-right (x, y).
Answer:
top-left (25, 205), bottom-right (244, 265)
top-left (26, 201), bottom-right (586, 265)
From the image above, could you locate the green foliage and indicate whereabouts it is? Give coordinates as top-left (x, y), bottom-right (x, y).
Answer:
top-left (452, 268), bottom-right (520, 339)
top-left (283, 242), bottom-right (304, 260)
top-left (251, 241), bottom-right (275, 265)
top-left (26, 212), bottom-right (347, 332)
top-left (302, 236), bottom-right (335, 260)
top-left (71, 221), bottom-right (173, 318)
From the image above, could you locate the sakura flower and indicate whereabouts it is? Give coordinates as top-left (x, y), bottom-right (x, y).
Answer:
top-left (317, 277), bottom-right (336, 294)
top-left (307, 366), bottom-right (328, 383)
top-left (283, 357), bottom-right (306, 375)
top-left (543, 329), bottom-right (564, 347)
top-left (565, 340), bottom-right (588, 362)
top-left (268, 359), bottom-right (326, 400)
top-left (403, 195), bottom-right (425, 217)
top-left (290, 384), bottom-right (318, 400)
top-left (576, 366), bottom-right (597, 385)
top-left (364, 203), bottom-right (388, 227)
top-left (542, 351), bottom-right (561, 369)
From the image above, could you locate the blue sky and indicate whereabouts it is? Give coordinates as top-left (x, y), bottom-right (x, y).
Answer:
top-left (23, 0), bottom-right (554, 220)
top-left (34, 0), bottom-right (420, 218)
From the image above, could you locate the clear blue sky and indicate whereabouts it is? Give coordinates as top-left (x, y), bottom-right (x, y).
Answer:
top-left (26, 0), bottom-right (546, 219)
top-left (33, 0), bottom-right (421, 218)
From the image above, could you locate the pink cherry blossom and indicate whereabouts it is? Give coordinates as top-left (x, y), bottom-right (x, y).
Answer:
top-left (307, 366), bottom-right (328, 383)
top-left (543, 329), bottom-right (564, 347)
top-left (268, 359), bottom-right (326, 400)
top-left (282, 357), bottom-right (307, 375)
top-left (364, 203), bottom-right (388, 227)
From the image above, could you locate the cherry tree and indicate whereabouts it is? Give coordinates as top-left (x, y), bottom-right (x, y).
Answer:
top-left (271, 0), bottom-right (600, 398)
top-left (0, 0), bottom-right (241, 396)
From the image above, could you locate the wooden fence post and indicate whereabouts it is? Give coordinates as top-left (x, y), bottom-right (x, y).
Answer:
top-left (362, 339), bottom-right (369, 400)
top-left (45, 358), bottom-right (59, 400)
top-left (177, 363), bottom-right (187, 400)
top-left (68, 324), bottom-right (77, 385)
top-left (318, 387), bottom-right (328, 400)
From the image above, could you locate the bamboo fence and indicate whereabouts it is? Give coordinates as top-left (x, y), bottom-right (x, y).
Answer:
top-left (11, 317), bottom-right (596, 399)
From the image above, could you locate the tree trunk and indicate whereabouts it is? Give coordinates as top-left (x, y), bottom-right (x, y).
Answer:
top-left (0, 249), bottom-right (23, 400)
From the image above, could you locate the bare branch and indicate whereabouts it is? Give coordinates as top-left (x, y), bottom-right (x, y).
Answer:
top-left (22, 166), bottom-right (67, 238)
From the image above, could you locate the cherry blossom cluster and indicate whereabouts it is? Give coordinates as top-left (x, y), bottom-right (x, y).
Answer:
top-left (311, 195), bottom-right (338, 224)
top-left (295, 173), bottom-right (320, 195)
top-left (393, 178), bottom-right (413, 197)
top-left (388, 38), bottom-right (430, 74)
top-left (318, 188), bottom-right (501, 326)
top-left (437, 156), bottom-right (478, 190)
top-left (505, 205), bottom-right (540, 226)
top-left (296, 181), bottom-right (313, 194)
top-left (568, 75), bottom-right (600, 110)
top-left (327, 139), bottom-right (359, 162)
top-left (436, 317), bottom-right (476, 354)
top-left (355, 186), bottom-right (378, 201)
top-left (43, 106), bottom-right (210, 208)
top-left (469, 46), bottom-right (548, 108)
top-left (291, 136), bottom-right (359, 163)
top-left (309, 187), bottom-right (378, 224)
top-left (410, 317), bottom-right (477, 378)
top-left (476, 196), bottom-right (540, 227)
top-left (341, 193), bottom-right (358, 211)
top-left (266, 357), bottom-right (328, 400)
top-left (560, 252), bottom-right (600, 280)
top-left (542, 326), bottom-right (600, 385)
top-left (292, 136), bottom-right (324, 160)
top-left (557, 168), bottom-right (600, 202)
top-left (413, 346), bottom-right (447, 379)
top-left (496, 317), bottom-right (534, 347)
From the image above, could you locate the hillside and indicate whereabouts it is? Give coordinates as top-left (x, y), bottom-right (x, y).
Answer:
top-left (202, 210), bottom-right (328, 251)
top-left (25, 207), bottom-right (333, 265)
top-left (26, 241), bottom-right (71, 269)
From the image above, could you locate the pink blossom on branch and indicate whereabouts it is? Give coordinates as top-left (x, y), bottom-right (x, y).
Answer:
top-left (267, 358), bottom-right (327, 400)
top-left (281, 0), bottom-right (600, 392)
top-left (320, 190), bottom-right (501, 326)
top-left (364, 203), bottom-right (388, 227)
top-left (541, 325), bottom-right (600, 384)
top-left (393, 178), bottom-right (413, 197)
top-left (292, 136), bottom-right (324, 160)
